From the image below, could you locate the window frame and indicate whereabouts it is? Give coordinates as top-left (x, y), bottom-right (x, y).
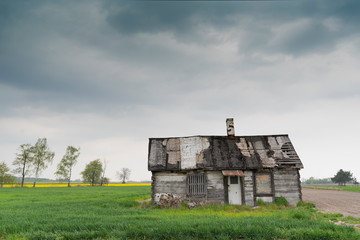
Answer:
top-left (186, 173), bottom-right (207, 198)
top-left (253, 171), bottom-right (274, 197)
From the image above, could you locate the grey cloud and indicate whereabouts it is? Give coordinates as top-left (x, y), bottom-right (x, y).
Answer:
top-left (104, 1), bottom-right (360, 57)
top-left (239, 19), bottom-right (343, 57)
top-left (1, 0), bottom-right (360, 119)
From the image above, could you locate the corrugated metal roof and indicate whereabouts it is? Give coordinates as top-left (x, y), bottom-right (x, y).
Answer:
top-left (148, 135), bottom-right (303, 171)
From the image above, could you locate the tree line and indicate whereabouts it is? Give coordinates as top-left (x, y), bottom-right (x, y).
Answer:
top-left (302, 169), bottom-right (359, 186)
top-left (0, 138), bottom-right (131, 187)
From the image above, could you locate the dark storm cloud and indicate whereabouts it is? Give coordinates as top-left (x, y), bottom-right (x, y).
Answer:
top-left (104, 0), bottom-right (360, 56)
top-left (1, 0), bottom-right (360, 117)
top-left (0, 1), bottom-right (163, 115)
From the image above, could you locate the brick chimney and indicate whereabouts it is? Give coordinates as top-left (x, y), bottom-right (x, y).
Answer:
top-left (226, 118), bottom-right (235, 138)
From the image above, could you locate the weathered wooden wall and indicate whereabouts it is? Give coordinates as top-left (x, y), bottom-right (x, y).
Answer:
top-left (273, 168), bottom-right (302, 205)
top-left (152, 171), bottom-right (225, 203)
top-left (206, 171), bottom-right (225, 202)
top-left (243, 171), bottom-right (255, 206)
top-left (151, 171), bottom-right (187, 203)
top-left (152, 169), bottom-right (302, 206)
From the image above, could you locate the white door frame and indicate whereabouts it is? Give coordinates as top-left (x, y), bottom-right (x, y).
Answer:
top-left (228, 176), bottom-right (242, 205)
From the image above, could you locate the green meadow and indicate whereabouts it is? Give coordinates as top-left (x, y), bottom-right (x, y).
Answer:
top-left (302, 184), bottom-right (360, 192)
top-left (0, 186), bottom-right (359, 240)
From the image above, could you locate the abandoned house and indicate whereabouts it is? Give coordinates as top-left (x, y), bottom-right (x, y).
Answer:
top-left (148, 118), bottom-right (303, 206)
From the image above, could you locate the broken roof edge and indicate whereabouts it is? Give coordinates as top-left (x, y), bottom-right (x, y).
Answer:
top-left (148, 133), bottom-right (290, 140)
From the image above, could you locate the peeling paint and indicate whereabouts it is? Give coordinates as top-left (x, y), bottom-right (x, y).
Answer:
top-left (236, 138), bottom-right (251, 157)
top-left (180, 137), bottom-right (210, 170)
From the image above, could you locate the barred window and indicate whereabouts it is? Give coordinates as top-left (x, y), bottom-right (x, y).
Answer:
top-left (186, 173), bottom-right (207, 197)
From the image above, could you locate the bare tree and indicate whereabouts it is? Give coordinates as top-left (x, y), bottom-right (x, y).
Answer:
top-left (116, 168), bottom-right (131, 184)
top-left (100, 158), bottom-right (109, 186)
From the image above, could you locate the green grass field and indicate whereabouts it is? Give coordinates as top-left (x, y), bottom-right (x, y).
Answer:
top-left (302, 185), bottom-right (360, 192)
top-left (0, 186), bottom-right (359, 240)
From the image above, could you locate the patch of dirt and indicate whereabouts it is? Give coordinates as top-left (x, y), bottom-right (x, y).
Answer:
top-left (302, 188), bottom-right (360, 218)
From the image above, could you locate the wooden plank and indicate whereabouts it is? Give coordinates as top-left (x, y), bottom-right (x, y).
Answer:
top-left (256, 196), bottom-right (273, 203)
top-left (154, 175), bottom-right (186, 182)
top-left (153, 182), bottom-right (186, 188)
top-left (153, 171), bottom-right (186, 176)
top-left (275, 191), bottom-right (300, 196)
top-left (167, 151), bottom-right (180, 165)
top-left (166, 138), bottom-right (180, 151)
top-left (207, 189), bottom-right (225, 201)
top-left (275, 183), bottom-right (300, 188)
top-left (255, 173), bottom-right (272, 195)
top-left (274, 176), bottom-right (299, 181)
top-left (153, 186), bottom-right (186, 195)
top-left (148, 140), bottom-right (167, 170)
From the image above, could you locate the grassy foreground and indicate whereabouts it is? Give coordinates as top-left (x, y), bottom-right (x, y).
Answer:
top-left (2, 182), bottom-right (151, 188)
top-left (0, 186), bottom-right (359, 240)
top-left (302, 184), bottom-right (360, 192)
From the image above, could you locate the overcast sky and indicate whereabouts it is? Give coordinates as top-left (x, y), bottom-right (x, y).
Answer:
top-left (1, 0), bottom-right (360, 182)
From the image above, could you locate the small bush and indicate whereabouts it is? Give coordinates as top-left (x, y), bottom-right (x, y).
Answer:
top-left (322, 213), bottom-right (343, 218)
top-left (180, 201), bottom-right (189, 209)
top-left (297, 201), bottom-right (315, 209)
top-left (275, 196), bottom-right (289, 206)
top-left (256, 198), bottom-right (267, 206)
top-left (290, 210), bottom-right (312, 220)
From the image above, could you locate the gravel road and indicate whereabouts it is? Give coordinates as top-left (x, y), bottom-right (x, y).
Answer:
top-left (302, 188), bottom-right (360, 218)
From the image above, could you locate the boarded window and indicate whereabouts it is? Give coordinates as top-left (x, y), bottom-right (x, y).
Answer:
top-left (186, 173), bottom-right (207, 197)
top-left (255, 173), bottom-right (272, 196)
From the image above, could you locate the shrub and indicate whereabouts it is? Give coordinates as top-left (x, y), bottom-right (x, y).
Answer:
top-left (320, 213), bottom-right (344, 221)
top-left (297, 201), bottom-right (315, 209)
top-left (290, 210), bottom-right (312, 220)
top-left (275, 196), bottom-right (289, 206)
top-left (256, 198), bottom-right (266, 206)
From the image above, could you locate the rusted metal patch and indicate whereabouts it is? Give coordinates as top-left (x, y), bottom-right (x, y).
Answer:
top-left (222, 170), bottom-right (244, 176)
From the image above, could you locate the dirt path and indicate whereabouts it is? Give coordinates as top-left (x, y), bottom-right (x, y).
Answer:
top-left (302, 188), bottom-right (360, 218)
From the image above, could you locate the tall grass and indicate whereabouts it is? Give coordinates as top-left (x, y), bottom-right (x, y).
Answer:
top-left (0, 186), bottom-right (359, 239)
top-left (1, 182), bottom-right (151, 187)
